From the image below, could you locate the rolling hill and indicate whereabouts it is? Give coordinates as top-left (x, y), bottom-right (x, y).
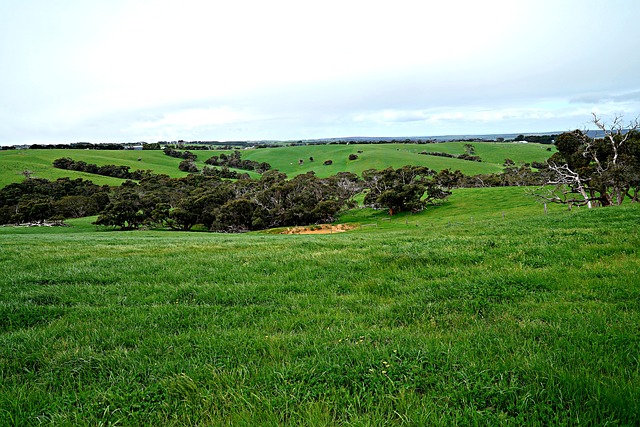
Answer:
top-left (0, 142), bottom-right (555, 187)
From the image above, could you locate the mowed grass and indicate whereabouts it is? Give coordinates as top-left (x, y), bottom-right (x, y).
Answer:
top-left (0, 187), bottom-right (638, 426)
top-left (0, 142), bottom-right (555, 186)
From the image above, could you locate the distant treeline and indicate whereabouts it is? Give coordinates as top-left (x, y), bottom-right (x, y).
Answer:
top-left (1, 134), bottom-right (559, 151)
top-left (513, 134), bottom-right (557, 144)
top-left (29, 142), bottom-right (127, 150)
top-left (53, 157), bottom-right (154, 180)
top-left (26, 142), bottom-right (158, 150)
top-left (419, 151), bottom-right (482, 162)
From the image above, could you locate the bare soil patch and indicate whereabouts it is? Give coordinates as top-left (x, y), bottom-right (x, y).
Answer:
top-left (280, 224), bottom-right (356, 235)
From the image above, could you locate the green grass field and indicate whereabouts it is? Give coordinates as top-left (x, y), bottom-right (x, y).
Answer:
top-left (0, 149), bottom-right (190, 187)
top-left (1, 185), bottom-right (638, 426)
top-left (240, 142), bottom-right (555, 178)
top-left (0, 142), bottom-right (555, 187)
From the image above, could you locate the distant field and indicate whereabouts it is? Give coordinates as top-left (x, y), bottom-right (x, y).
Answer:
top-left (0, 187), bottom-right (637, 425)
top-left (240, 142), bottom-right (555, 177)
top-left (0, 149), bottom-right (189, 187)
top-left (0, 142), bottom-right (555, 187)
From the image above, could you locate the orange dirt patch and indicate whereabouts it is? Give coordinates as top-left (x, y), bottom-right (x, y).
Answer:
top-left (280, 224), bottom-right (356, 235)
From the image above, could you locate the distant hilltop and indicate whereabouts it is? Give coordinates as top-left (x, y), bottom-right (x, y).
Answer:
top-left (3, 130), bottom-right (617, 150)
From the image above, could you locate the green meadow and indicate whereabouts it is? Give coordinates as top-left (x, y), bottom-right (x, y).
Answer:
top-left (1, 179), bottom-right (639, 425)
top-left (0, 149), bottom-right (189, 187)
top-left (241, 142), bottom-right (554, 178)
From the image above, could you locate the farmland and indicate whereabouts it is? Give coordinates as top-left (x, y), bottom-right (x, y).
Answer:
top-left (0, 142), bottom-right (555, 187)
top-left (1, 143), bottom-right (639, 425)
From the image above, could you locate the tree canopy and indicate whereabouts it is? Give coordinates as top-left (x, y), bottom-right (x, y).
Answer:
top-left (538, 114), bottom-right (640, 208)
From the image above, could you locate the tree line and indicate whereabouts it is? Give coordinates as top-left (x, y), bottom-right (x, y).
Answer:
top-left (0, 178), bottom-right (110, 225)
top-left (0, 166), bottom-right (451, 229)
top-left (53, 157), bottom-right (154, 180)
top-left (93, 166), bottom-right (450, 231)
top-left (419, 151), bottom-right (482, 162)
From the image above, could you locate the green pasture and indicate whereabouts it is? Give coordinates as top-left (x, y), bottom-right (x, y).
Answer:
top-left (0, 142), bottom-right (555, 187)
top-left (0, 185), bottom-right (638, 425)
top-left (240, 142), bottom-right (555, 178)
top-left (0, 149), bottom-right (190, 187)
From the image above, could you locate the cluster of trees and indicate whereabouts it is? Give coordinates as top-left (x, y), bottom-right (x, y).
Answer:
top-left (418, 143), bottom-right (481, 162)
top-left (202, 166), bottom-right (249, 179)
top-left (162, 144), bottom-right (212, 150)
top-left (28, 142), bottom-right (127, 150)
top-left (362, 166), bottom-right (451, 215)
top-left (178, 159), bottom-right (199, 173)
top-left (397, 164), bottom-right (550, 190)
top-left (537, 114), bottom-right (640, 207)
top-left (162, 148), bottom-right (199, 173)
top-left (93, 166), bottom-right (451, 232)
top-left (514, 134), bottom-right (557, 144)
top-left (419, 151), bottom-right (482, 162)
top-left (0, 178), bottom-right (109, 224)
top-left (0, 165), bottom-right (454, 230)
top-left (53, 157), bottom-right (154, 180)
top-left (163, 147), bottom-right (197, 161)
top-left (204, 151), bottom-right (271, 173)
top-left (94, 171), bottom-right (362, 232)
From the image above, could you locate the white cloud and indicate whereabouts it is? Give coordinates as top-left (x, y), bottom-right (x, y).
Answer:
top-left (1, 0), bottom-right (640, 144)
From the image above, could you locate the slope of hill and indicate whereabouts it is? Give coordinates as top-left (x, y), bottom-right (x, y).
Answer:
top-left (241, 142), bottom-right (554, 177)
top-left (0, 142), bottom-right (555, 188)
top-left (0, 149), bottom-right (190, 187)
top-left (0, 192), bottom-right (637, 425)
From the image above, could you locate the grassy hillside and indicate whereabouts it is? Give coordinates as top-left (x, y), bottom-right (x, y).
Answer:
top-left (1, 186), bottom-right (637, 425)
top-left (0, 149), bottom-right (190, 187)
top-left (0, 142), bottom-right (555, 187)
top-left (241, 142), bottom-right (555, 178)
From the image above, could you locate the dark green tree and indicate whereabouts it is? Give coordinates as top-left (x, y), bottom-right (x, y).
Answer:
top-left (539, 114), bottom-right (640, 207)
top-left (93, 186), bottom-right (154, 230)
top-left (362, 166), bottom-right (450, 215)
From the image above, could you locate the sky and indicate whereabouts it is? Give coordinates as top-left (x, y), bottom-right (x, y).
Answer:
top-left (1, 0), bottom-right (640, 145)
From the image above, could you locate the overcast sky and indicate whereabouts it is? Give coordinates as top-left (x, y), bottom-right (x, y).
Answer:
top-left (1, 0), bottom-right (639, 145)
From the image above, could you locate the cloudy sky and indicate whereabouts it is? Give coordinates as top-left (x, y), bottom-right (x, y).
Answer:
top-left (1, 0), bottom-right (639, 145)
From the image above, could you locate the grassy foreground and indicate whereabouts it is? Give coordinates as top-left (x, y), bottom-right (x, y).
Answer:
top-left (0, 190), bottom-right (638, 426)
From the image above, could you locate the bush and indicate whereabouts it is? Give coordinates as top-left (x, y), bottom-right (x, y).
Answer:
top-left (178, 160), bottom-right (199, 173)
